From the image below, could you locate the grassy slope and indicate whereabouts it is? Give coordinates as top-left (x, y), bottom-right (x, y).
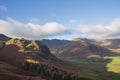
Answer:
top-left (0, 61), bottom-right (45, 80)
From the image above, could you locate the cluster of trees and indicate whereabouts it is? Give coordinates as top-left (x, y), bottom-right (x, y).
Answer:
top-left (22, 60), bottom-right (90, 80)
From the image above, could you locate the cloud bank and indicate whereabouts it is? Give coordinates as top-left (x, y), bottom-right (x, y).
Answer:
top-left (0, 18), bottom-right (120, 39)
top-left (77, 19), bottom-right (120, 39)
top-left (0, 18), bottom-right (66, 39)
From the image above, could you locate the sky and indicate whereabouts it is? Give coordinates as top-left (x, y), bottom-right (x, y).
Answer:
top-left (0, 0), bottom-right (120, 40)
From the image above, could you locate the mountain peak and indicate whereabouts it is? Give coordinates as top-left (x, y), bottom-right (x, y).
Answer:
top-left (72, 38), bottom-right (82, 41)
top-left (6, 38), bottom-right (50, 55)
top-left (0, 34), bottom-right (10, 41)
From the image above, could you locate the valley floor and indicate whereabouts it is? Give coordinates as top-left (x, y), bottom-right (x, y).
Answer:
top-left (59, 56), bottom-right (120, 80)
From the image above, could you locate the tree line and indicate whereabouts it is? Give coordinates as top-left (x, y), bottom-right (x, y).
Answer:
top-left (22, 59), bottom-right (91, 80)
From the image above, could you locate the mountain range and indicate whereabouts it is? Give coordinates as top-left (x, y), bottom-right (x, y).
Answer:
top-left (0, 34), bottom-right (120, 80)
top-left (42, 38), bottom-right (119, 61)
top-left (0, 34), bottom-right (91, 80)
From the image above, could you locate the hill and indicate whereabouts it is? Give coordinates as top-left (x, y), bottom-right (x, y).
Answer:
top-left (42, 38), bottom-right (113, 61)
top-left (102, 39), bottom-right (120, 53)
top-left (0, 38), bottom-right (59, 66)
top-left (0, 35), bottom-right (91, 80)
top-left (0, 38), bottom-right (59, 80)
top-left (42, 38), bottom-right (120, 80)
top-left (0, 61), bottom-right (45, 80)
top-left (42, 39), bottom-right (71, 54)
top-left (0, 34), bottom-right (11, 42)
top-left (1, 34), bottom-right (120, 80)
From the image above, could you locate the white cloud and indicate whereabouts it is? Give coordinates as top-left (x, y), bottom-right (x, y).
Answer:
top-left (0, 18), bottom-right (67, 39)
top-left (29, 18), bottom-right (40, 24)
top-left (1, 17), bottom-right (120, 40)
top-left (0, 5), bottom-right (7, 11)
top-left (69, 19), bottom-right (79, 24)
top-left (76, 18), bottom-right (120, 39)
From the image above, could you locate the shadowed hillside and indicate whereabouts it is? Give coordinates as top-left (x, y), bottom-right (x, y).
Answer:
top-left (42, 38), bottom-right (113, 60)
top-left (42, 38), bottom-right (120, 80)
top-left (0, 38), bottom-right (59, 66)
top-left (0, 34), bottom-right (92, 80)
top-left (0, 34), bottom-right (11, 42)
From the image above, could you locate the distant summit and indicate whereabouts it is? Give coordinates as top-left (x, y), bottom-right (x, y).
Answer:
top-left (0, 34), bottom-right (11, 41)
top-left (72, 38), bottom-right (82, 41)
top-left (42, 38), bottom-right (114, 61)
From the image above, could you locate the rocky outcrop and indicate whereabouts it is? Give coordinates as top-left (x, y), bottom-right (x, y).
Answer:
top-left (6, 38), bottom-right (41, 52)
top-left (0, 38), bottom-right (59, 66)
top-left (6, 38), bottom-right (56, 58)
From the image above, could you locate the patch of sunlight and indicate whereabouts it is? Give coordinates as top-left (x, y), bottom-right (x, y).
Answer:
top-left (87, 54), bottom-right (102, 59)
top-left (101, 41), bottom-right (111, 46)
top-left (106, 56), bottom-right (120, 73)
top-left (109, 48), bottom-right (120, 53)
top-left (26, 59), bottom-right (39, 64)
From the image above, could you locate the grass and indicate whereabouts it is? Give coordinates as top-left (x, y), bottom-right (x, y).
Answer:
top-left (60, 56), bottom-right (120, 80)
top-left (78, 72), bottom-right (100, 80)
top-left (106, 56), bottom-right (120, 73)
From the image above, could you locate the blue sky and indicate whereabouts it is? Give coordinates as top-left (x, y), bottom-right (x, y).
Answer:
top-left (0, 0), bottom-right (120, 39)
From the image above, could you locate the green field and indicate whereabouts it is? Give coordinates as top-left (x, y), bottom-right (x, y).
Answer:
top-left (60, 56), bottom-right (120, 80)
top-left (106, 56), bottom-right (120, 73)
